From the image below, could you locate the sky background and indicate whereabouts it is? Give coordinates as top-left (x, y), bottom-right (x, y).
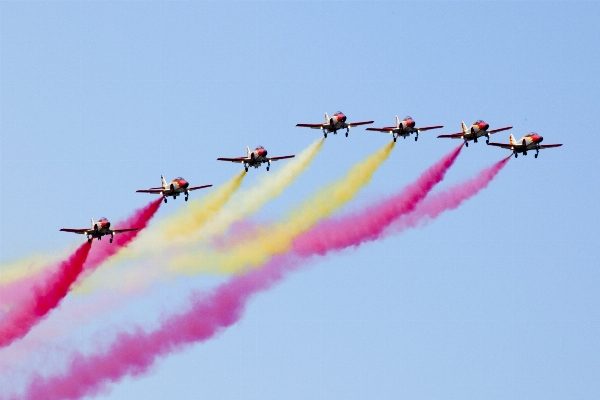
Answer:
top-left (1, 1), bottom-right (599, 399)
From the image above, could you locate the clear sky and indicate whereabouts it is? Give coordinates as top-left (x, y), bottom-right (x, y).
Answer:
top-left (1, 1), bottom-right (599, 399)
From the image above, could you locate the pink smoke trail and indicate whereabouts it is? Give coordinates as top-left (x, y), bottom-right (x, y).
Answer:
top-left (12, 149), bottom-right (475, 399)
top-left (0, 242), bottom-right (92, 348)
top-left (387, 156), bottom-right (510, 234)
top-left (291, 144), bottom-right (464, 256)
top-left (0, 200), bottom-right (162, 348)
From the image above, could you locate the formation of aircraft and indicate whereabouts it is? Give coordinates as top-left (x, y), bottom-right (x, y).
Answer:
top-left (366, 116), bottom-right (443, 142)
top-left (60, 218), bottom-right (138, 244)
top-left (136, 176), bottom-right (212, 203)
top-left (488, 133), bottom-right (563, 158)
top-left (296, 111), bottom-right (374, 138)
top-left (217, 146), bottom-right (295, 172)
top-left (59, 111), bottom-right (563, 243)
top-left (437, 120), bottom-right (513, 146)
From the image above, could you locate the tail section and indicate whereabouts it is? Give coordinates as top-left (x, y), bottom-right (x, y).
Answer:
top-left (395, 115), bottom-right (400, 128)
top-left (509, 134), bottom-right (517, 146)
top-left (324, 112), bottom-right (329, 124)
top-left (461, 121), bottom-right (468, 134)
top-left (161, 175), bottom-right (168, 189)
top-left (91, 218), bottom-right (95, 230)
top-left (246, 146), bottom-right (251, 158)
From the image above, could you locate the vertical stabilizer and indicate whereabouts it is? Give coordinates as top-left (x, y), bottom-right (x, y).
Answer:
top-left (246, 146), bottom-right (251, 158)
top-left (91, 218), bottom-right (95, 230)
top-left (509, 134), bottom-right (517, 146)
top-left (461, 121), bottom-right (468, 134)
top-left (161, 175), bottom-right (168, 189)
top-left (324, 112), bottom-right (329, 124)
top-left (396, 115), bottom-right (400, 128)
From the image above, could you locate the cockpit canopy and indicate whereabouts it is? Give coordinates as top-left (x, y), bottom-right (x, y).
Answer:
top-left (98, 217), bottom-right (108, 222)
top-left (474, 120), bottom-right (486, 124)
top-left (334, 111), bottom-right (344, 115)
top-left (527, 132), bottom-right (538, 136)
top-left (404, 116), bottom-right (413, 120)
top-left (174, 177), bottom-right (184, 181)
top-left (256, 146), bottom-right (265, 150)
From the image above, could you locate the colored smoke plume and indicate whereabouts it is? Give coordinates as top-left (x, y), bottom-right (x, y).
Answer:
top-left (0, 242), bottom-right (92, 348)
top-left (172, 141), bottom-right (395, 274)
top-left (15, 152), bottom-right (510, 400)
top-left (0, 199), bottom-right (161, 348)
top-left (387, 156), bottom-right (510, 234)
top-left (292, 144), bottom-right (463, 256)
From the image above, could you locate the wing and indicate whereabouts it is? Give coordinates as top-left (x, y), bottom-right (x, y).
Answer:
top-left (488, 126), bottom-right (513, 134)
top-left (217, 157), bottom-right (248, 163)
top-left (417, 125), bottom-right (444, 132)
top-left (347, 120), bottom-right (374, 128)
top-left (437, 132), bottom-right (464, 139)
top-left (268, 155), bottom-right (295, 162)
top-left (187, 184), bottom-right (213, 191)
top-left (112, 228), bottom-right (139, 234)
top-left (136, 189), bottom-right (164, 194)
top-left (296, 123), bottom-right (325, 129)
top-left (60, 228), bottom-right (90, 234)
top-left (366, 127), bottom-right (396, 133)
top-left (539, 144), bottom-right (563, 149)
top-left (487, 142), bottom-right (514, 149)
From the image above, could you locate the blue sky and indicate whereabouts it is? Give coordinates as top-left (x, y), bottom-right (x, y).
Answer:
top-left (1, 2), bottom-right (599, 399)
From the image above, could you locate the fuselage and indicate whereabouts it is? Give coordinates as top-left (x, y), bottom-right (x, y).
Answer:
top-left (327, 112), bottom-right (347, 131)
top-left (465, 120), bottom-right (490, 139)
top-left (513, 133), bottom-right (543, 153)
top-left (90, 217), bottom-right (111, 238)
top-left (247, 146), bottom-right (268, 167)
top-left (163, 177), bottom-right (189, 197)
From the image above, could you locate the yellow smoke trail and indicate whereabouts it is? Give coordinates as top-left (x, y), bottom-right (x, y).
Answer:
top-left (172, 141), bottom-right (395, 275)
top-left (72, 139), bottom-right (324, 295)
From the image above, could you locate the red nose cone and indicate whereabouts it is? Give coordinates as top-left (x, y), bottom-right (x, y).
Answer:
top-left (480, 122), bottom-right (489, 130)
top-left (408, 120), bottom-right (415, 128)
top-left (262, 149), bottom-right (267, 157)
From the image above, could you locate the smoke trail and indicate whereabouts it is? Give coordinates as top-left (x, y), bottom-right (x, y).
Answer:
top-left (387, 156), bottom-right (510, 234)
top-left (292, 144), bottom-right (464, 256)
top-left (172, 141), bottom-right (395, 274)
top-left (0, 242), bottom-right (92, 348)
top-left (16, 153), bottom-right (509, 400)
top-left (0, 199), bottom-right (162, 348)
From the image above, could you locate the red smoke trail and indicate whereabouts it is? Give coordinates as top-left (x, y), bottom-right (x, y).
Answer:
top-left (0, 200), bottom-right (161, 349)
top-left (0, 242), bottom-right (92, 348)
top-left (14, 149), bottom-right (473, 399)
top-left (387, 156), bottom-right (510, 234)
top-left (292, 144), bottom-right (464, 256)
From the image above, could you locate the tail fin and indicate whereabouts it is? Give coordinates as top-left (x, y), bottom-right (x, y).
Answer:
top-left (461, 121), bottom-right (468, 134)
top-left (395, 115), bottom-right (400, 127)
top-left (246, 146), bottom-right (251, 158)
top-left (509, 134), bottom-right (516, 146)
top-left (161, 175), bottom-right (167, 189)
top-left (91, 218), bottom-right (95, 230)
top-left (324, 112), bottom-right (329, 123)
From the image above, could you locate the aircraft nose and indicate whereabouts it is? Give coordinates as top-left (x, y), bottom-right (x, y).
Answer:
top-left (263, 149), bottom-right (267, 157)
top-left (105, 222), bottom-right (110, 229)
top-left (341, 115), bottom-right (347, 122)
top-left (184, 182), bottom-right (189, 188)
top-left (538, 136), bottom-right (543, 143)
top-left (483, 123), bottom-right (489, 130)
top-left (408, 120), bottom-right (415, 128)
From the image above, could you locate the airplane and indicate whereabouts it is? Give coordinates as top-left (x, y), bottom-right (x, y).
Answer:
top-left (217, 146), bottom-right (295, 172)
top-left (136, 176), bottom-right (212, 203)
top-left (60, 218), bottom-right (138, 243)
top-left (296, 111), bottom-right (374, 138)
top-left (437, 120), bottom-right (513, 146)
top-left (366, 116), bottom-right (443, 142)
top-left (488, 133), bottom-right (563, 158)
